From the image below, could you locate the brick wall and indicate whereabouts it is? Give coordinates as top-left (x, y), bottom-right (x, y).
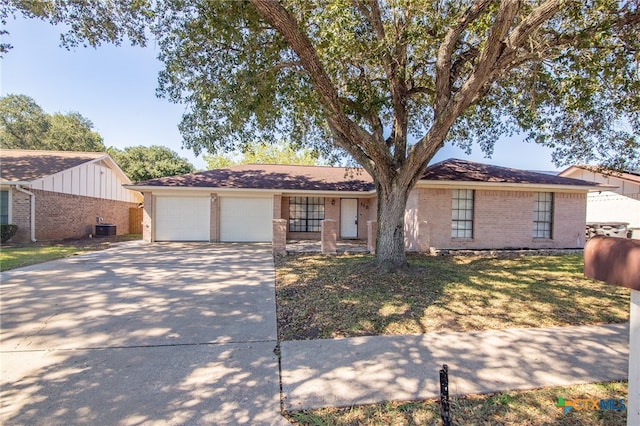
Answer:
top-left (11, 189), bottom-right (32, 242)
top-left (142, 192), bottom-right (153, 243)
top-left (554, 192), bottom-right (587, 248)
top-left (413, 187), bottom-right (587, 250)
top-left (210, 193), bottom-right (219, 242)
top-left (357, 198), bottom-right (375, 239)
top-left (30, 189), bottom-right (138, 241)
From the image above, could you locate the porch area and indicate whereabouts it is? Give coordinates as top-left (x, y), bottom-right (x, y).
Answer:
top-left (286, 239), bottom-right (370, 254)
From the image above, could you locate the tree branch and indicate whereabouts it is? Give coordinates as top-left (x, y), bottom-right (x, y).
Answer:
top-left (435, 0), bottom-right (493, 115)
top-left (505, 0), bottom-right (561, 49)
top-left (249, 0), bottom-right (392, 172)
top-left (407, 86), bottom-right (434, 97)
top-left (354, 0), bottom-right (409, 167)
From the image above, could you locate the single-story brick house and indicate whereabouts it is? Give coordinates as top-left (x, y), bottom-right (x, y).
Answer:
top-left (559, 165), bottom-right (640, 238)
top-left (128, 158), bottom-right (605, 251)
top-left (0, 149), bottom-right (143, 242)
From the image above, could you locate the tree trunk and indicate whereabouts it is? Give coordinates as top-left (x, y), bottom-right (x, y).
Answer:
top-left (375, 182), bottom-right (410, 272)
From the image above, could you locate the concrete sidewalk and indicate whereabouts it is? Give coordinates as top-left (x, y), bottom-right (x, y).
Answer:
top-left (280, 323), bottom-right (629, 411)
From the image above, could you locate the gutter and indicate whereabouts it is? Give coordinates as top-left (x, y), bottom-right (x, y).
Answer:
top-left (14, 184), bottom-right (37, 242)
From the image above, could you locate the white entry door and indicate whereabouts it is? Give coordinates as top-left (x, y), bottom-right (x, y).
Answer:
top-left (340, 199), bottom-right (358, 238)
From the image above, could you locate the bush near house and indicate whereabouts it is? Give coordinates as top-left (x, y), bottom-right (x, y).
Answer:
top-left (0, 224), bottom-right (18, 243)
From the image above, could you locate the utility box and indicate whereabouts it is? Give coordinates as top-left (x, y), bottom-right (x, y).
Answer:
top-left (95, 224), bottom-right (116, 237)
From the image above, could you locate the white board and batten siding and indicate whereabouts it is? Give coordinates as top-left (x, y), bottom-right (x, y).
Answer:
top-left (29, 160), bottom-right (141, 203)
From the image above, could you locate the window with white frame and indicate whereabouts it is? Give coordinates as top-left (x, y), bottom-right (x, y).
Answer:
top-left (533, 192), bottom-right (553, 238)
top-left (451, 189), bottom-right (474, 238)
top-left (289, 197), bottom-right (325, 232)
top-left (0, 190), bottom-right (9, 225)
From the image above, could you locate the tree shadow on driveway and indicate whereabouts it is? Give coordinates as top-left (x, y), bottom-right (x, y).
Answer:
top-left (0, 243), bottom-right (285, 425)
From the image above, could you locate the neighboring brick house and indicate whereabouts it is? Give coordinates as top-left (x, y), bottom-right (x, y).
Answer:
top-left (559, 165), bottom-right (640, 239)
top-left (0, 149), bottom-right (143, 243)
top-left (128, 158), bottom-right (605, 251)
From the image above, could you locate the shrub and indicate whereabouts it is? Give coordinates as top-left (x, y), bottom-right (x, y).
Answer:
top-left (1, 224), bottom-right (18, 243)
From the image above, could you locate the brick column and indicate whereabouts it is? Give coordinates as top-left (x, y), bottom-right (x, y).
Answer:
top-left (272, 219), bottom-right (287, 256)
top-left (142, 192), bottom-right (153, 243)
top-left (367, 220), bottom-right (377, 253)
top-left (11, 189), bottom-right (32, 243)
top-left (210, 193), bottom-right (218, 242)
top-left (273, 194), bottom-right (282, 219)
top-left (321, 219), bottom-right (337, 255)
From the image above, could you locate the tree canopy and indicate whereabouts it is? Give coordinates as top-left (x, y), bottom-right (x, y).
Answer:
top-left (5, 0), bottom-right (640, 269)
top-left (0, 94), bottom-right (105, 152)
top-left (108, 145), bottom-right (195, 182)
top-left (204, 140), bottom-right (327, 169)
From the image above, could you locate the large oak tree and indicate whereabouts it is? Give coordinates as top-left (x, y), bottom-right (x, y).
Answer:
top-left (108, 145), bottom-right (195, 182)
top-left (6, 0), bottom-right (639, 269)
top-left (0, 94), bottom-right (106, 152)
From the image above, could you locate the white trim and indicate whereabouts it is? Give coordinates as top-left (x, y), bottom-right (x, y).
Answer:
top-left (127, 185), bottom-right (377, 197)
top-left (0, 187), bottom-right (12, 225)
top-left (413, 180), bottom-right (600, 192)
top-left (0, 180), bottom-right (32, 186)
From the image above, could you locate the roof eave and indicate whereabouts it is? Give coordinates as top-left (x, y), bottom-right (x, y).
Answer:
top-left (415, 180), bottom-right (607, 192)
top-left (124, 185), bottom-right (376, 196)
top-left (0, 180), bottom-right (32, 186)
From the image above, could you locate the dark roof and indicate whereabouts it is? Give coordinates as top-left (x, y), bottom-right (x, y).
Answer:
top-left (422, 159), bottom-right (599, 186)
top-left (0, 149), bottom-right (104, 182)
top-left (133, 163), bottom-right (375, 191)
top-left (130, 158), bottom-right (602, 191)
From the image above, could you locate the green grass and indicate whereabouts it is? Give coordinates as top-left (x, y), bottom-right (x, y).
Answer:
top-left (276, 253), bottom-right (630, 340)
top-left (0, 234), bottom-right (141, 271)
top-left (0, 245), bottom-right (89, 271)
top-left (286, 381), bottom-right (628, 425)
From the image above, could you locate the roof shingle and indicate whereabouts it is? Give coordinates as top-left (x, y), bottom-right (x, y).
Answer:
top-left (0, 149), bottom-right (105, 182)
top-left (132, 164), bottom-right (375, 191)
top-left (128, 158), bottom-right (603, 191)
top-left (422, 159), bottom-right (598, 186)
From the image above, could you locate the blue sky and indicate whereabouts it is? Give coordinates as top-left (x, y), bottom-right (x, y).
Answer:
top-left (2, 15), bottom-right (559, 172)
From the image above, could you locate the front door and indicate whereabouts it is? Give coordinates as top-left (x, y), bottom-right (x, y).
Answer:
top-left (340, 199), bottom-right (358, 238)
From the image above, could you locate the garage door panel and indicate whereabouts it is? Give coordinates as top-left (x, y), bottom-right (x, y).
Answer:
top-left (220, 197), bottom-right (273, 242)
top-left (155, 197), bottom-right (210, 241)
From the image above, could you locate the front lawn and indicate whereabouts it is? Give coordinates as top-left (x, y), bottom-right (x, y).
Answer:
top-left (287, 381), bottom-right (628, 426)
top-left (275, 253), bottom-right (630, 341)
top-left (0, 234), bottom-right (141, 271)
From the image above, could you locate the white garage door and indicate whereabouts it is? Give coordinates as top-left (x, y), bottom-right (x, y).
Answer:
top-left (155, 196), bottom-right (210, 241)
top-left (220, 197), bottom-right (273, 242)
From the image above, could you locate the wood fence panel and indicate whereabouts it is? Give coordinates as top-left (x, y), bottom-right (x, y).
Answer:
top-left (129, 207), bottom-right (143, 235)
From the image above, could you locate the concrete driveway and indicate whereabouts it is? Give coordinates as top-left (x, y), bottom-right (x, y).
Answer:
top-left (0, 243), bottom-right (288, 425)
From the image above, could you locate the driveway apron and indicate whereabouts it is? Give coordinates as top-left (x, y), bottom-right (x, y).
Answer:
top-left (0, 243), bottom-right (288, 425)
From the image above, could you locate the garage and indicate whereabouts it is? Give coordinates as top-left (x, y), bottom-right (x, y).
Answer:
top-left (220, 197), bottom-right (273, 242)
top-left (155, 196), bottom-right (211, 241)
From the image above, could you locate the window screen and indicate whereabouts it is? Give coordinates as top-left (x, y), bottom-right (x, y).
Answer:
top-left (0, 190), bottom-right (8, 225)
top-left (533, 192), bottom-right (553, 239)
top-left (451, 189), bottom-right (474, 238)
top-left (289, 197), bottom-right (325, 232)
